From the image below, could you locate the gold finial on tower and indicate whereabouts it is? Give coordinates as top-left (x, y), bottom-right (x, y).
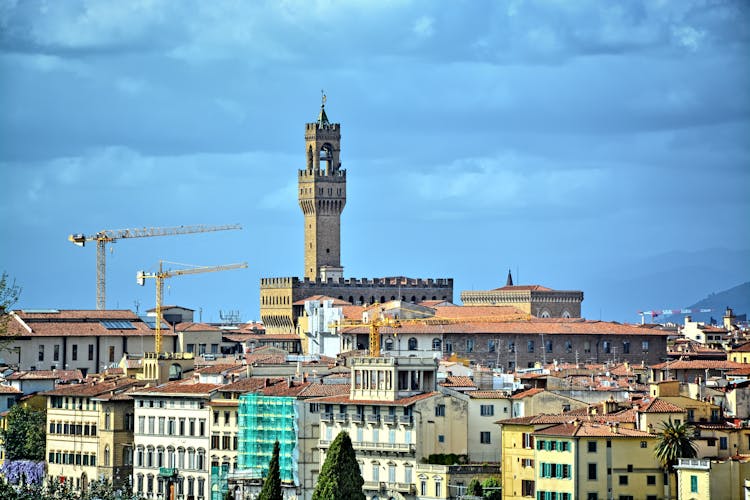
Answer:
top-left (321, 89), bottom-right (326, 107)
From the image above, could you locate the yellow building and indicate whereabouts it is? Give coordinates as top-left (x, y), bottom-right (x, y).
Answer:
top-left (675, 456), bottom-right (750, 500)
top-left (729, 341), bottom-right (750, 364)
top-left (43, 378), bottom-right (140, 490)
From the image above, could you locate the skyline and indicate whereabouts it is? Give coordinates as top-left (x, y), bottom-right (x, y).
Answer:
top-left (1, 1), bottom-right (748, 323)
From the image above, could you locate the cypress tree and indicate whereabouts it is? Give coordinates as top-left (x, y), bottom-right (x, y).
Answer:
top-left (312, 431), bottom-right (364, 500)
top-left (258, 440), bottom-right (282, 500)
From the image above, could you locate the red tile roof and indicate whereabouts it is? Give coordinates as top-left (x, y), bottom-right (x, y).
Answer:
top-left (174, 322), bottom-right (221, 332)
top-left (339, 318), bottom-right (670, 336)
top-left (493, 285), bottom-right (553, 292)
top-left (732, 342), bottom-right (750, 353)
top-left (293, 295), bottom-right (352, 306)
top-left (196, 364), bottom-right (244, 375)
top-left (298, 383), bottom-right (351, 398)
top-left (510, 388), bottom-right (545, 399)
top-left (133, 380), bottom-right (221, 396)
top-left (650, 360), bottom-right (745, 370)
top-left (468, 390), bottom-right (511, 399)
top-left (42, 378), bottom-right (140, 397)
top-left (439, 376), bottom-right (476, 388)
top-left (640, 398), bottom-right (686, 413)
top-left (6, 369), bottom-right (84, 381)
top-left (534, 421), bottom-right (654, 438)
top-left (432, 305), bottom-right (526, 319)
top-left (0, 385), bottom-right (21, 394)
top-left (9, 310), bottom-right (174, 337)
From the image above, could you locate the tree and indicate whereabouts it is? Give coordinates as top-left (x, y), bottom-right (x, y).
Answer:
top-left (258, 440), bottom-right (282, 500)
top-left (467, 478), bottom-right (483, 496)
top-left (481, 477), bottom-right (502, 500)
top-left (0, 271), bottom-right (21, 350)
top-left (654, 418), bottom-right (698, 500)
top-left (312, 431), bottom-right (364, 500)
top-left (1, 405), bottom-right (46, 461)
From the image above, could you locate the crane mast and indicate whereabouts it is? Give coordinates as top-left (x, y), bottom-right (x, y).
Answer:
top-left (69, 223), bottom-right (242, 310)
top-left (137, 261), bottom-right (248, 355)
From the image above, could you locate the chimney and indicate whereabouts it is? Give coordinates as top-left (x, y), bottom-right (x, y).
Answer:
top-left (613, 422), bottom-right (619, 434)
top-left (264, 378), bottom-right (270, 388)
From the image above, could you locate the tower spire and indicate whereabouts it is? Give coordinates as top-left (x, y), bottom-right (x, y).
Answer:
top-left (317, 89), bottom-right (329, 127)
top-left (506, 269), bottom-right (513, 286)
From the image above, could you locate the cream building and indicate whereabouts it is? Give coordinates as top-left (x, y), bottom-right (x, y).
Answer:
top-left (44, 378), bottom-right (140, 491)
top-left (131, 379), bottom-right (219, 500)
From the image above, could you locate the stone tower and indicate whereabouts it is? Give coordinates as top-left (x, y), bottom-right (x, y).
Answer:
top-left (298, 98), bottom-right (346, 281)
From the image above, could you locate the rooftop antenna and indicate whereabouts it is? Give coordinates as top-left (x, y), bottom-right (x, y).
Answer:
top-left (133, 299), bottom-right (140, 315)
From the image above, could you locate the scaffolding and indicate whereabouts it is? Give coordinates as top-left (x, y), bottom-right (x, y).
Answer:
top-left (210, 463), bottom-right (229, 500)
top-left (236, 393), bottom-right (299, 485)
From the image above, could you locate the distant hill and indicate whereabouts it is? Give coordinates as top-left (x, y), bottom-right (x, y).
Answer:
top-left (645, 281), bottom-right (750, 325)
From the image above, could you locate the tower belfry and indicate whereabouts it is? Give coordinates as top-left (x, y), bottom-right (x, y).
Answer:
top-left (298, 95), bottom-right (346, 280)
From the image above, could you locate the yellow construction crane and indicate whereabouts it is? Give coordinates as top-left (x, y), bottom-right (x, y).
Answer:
top-left (137, 261), bottom-right (248, 354)
top-left (332, 310), bottom-right (531, 358)
top-left (69, 224), bottom-right (242, 310)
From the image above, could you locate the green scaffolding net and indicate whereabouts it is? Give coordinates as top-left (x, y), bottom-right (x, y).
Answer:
top-left (210, 463), bottom-right (229, 500)
top-left (237, 393), bottom-right (299, 485)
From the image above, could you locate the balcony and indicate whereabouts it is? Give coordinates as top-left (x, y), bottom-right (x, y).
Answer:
top-left (353, 441), bottom-right (415, 453)
top-left (383, 415), bottom-right (396, 425)
top-left (335, 413), bottom-right (348, 423)
top-left (676, 458), bottom-right (711, 470)
top-left (398, 415), bottom-right (413, 425)
top-left (366, 414), bottom-right (380, 424)
top-left (363, 481), bottom-right (380, 491)
top-left (392, 483), bottom-right (416, 494)
top-left (320, 413), bottom-right (334, 423)
top-left (350, 414), bottom-right (363, 424)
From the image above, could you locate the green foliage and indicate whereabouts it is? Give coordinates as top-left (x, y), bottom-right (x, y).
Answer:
top-left (654, 418), bottom-right (698, 472)
top-left (481, 477), bottom-right (502, 500)
top-left (312, 431), bottom-right (364, 500)
top-left (0, 271), bottom-right (21, 347)
top-left (467, 478), bottom-right (483, 496)
top-left (425, 453), bottom-right (468, 465)
top-left (0, 477), bottom-right (141, 500)
top-left (0, 405), bottom-right (46, 461)
top-left (258, 440), bottom-right (282, 500)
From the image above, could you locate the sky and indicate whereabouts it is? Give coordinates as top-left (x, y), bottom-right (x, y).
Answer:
top-left (1, 0), bottom-right (749, 324)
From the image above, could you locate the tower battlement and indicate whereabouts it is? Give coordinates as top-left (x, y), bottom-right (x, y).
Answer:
top-left (261, 276), bottom-right (453, 289)
top-left (298, 168), bottom-right (346, 179)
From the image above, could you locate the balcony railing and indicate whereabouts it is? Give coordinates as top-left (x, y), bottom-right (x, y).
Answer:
top-left (366, 414), bottom-right (380, 424)
top-left (363, 481), bottom-right (380, 491)
top-left (398, 415), bottom-right (413, 425)
top-left (353, 441), bottom-right (415, 453)
top-left (335, 413), bottom-right (348, 422)
top-left (351, 415), bottom-right (363, 424)
top-left (383, 415), bottom-right (396, 425)
top-left (676, 458), bottom-right (710, 470)
top-left (392, 482), bottom-right (415, 494)
top-left (320, 413), bottom-right (333, 423)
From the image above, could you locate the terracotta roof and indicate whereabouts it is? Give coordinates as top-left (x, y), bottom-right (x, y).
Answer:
top-left (174, 322), bottom-right (221, 332)
top-left (510, 388), bottom-right (545, 399)
top-left (0, 385), bottom-right (21, 394)
top-left (221, 377), bottom-right (282, 393)
top-left (468, 390), bottom-right (510, 399)
top-left (8, 310), bottom-right (174, 337)
top-left (298, 383), bottom-right (351, 398)
top-left (339, 319), bottom-right (670, 336)
top-left (439, 376), bottom-right (476, 388)
top-left (293, 295), bottom-right (352, 306)
top-left (732, 342), bottom-right (750, 353)
top-left (650, 360), bottom-right (745, 370)
top-left (492, 285), bottom-right (554, 292)
top-left (340, 305), bottom-right (366, 320)
top-left (496, 414), bottom-right (578, 425)
top-left (641, 398), bottom-right (687, 413)
top-left (6, 369), bottom-right (83, 381)
top-left (726, 366), bottom-right (750, 376)
top-left (42, 379), bottom-right (140, 397)
top-left (259, 380), bottom-right (310, 397)
top-left (196, 364), bottom-right (244, 375)
top-left (432, 305), bottom-right (526, 319)
top-left (418, 300), bottom-right (454, 307)
top-left (133, 380), bottom-right (221, 396)
top-left (534, 421), bottom-right (654, 438)
top-left (308, 391), bottom-right (439, 407)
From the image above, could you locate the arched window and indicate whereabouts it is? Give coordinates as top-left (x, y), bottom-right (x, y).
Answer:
top-left (177, 448), bottom-right (185, 469)
top-left (167, 447), bottom-right (175, 467)
top-left (157, 446), bottom-right (164, 467)
top-left (384, 338), bottom-right (394, 351)
top-left (562, 310), bottom-right (571, 319)
top-left (136, 446), bottom-right (144, 467)
top-left (432, 338), bottom-right (441, 351)
top-left (540, 310), bottom-right (551, 318)
top-left (146, 446), bottom-right (154, 467)
top-left (123, 447), bottom-right (133, 466)
top-left (408, 338), bottom-right (418, 351)
top-left (197, 449), bottom-right (206, 471)
top-left (104, 446), bottom-right (110, 467)
top-left (188, 448), bottom-right (196, 469)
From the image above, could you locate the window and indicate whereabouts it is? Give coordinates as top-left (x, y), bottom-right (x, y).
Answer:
top-left (109, 346), bottom-right (115, 362)
top-left (687, 409), bottom-right (695, 421)
top-left (432, 338), bottom-right (441, 351)
top-left (522, 433), bottom-right (534, 449)
top-left (707, 438), bottom-right (716, 447)
top-left (588, 441), bottom-right (597, 453)
top-left (445, 340), bottom-right (453, 353)
top-left (435, 404), bottom-right (445, 417)
top-left (488, 340), bottom-right (496, 353)
top-left (527, 340), bottom-right (534, 353)
top-left (565, 340), bottom-right (572, 353)
top-left (480, 404), bottom-right (494, 416)
top-left (371, 463), bottom-right (379, 482)
top-left (404, 466), bottom-right (412, 484)
top-left (38, 345), bottom-right (44, 362)
top-left (619, 475), bottom-right (628, 485)
top-left (719, 437), bottom-right (728, 450)
top-left (408, 338), bottom-right (418, 351)
top-left (584, 341), bottom-right (591, 353)
top-left (421, 480), bottom-right (427, 496)
top-left (545, 340), bottom-right (553, 353)
top-left (438, 434), bottom-right (444, 443)
top-left (521, 480), bottom-right (534, 497)
top-left (588, 463), bottom-right (597, 480)
top-left (642, 340), bottom-right (649, 352)
top-left (72, 345), bottom-right (78, 361)
top-left (587, 494), bottom-right (598, 500)
top-left (138, 416), bottom-right (145, 433)
top-left (647, 475), bottom-right (656, 485)
top-left (508, 341), bottom-right (516, 353)
top-left (690, 475), bottom-right (698, 493)
top-left (148, 416), bottom-right (155, 434)
top-left (466, 339), bottom-right (474, 353)
top-left (54, 344), bottom-right (60, 361)
top-left (603, 341), bottom-right (611, 354)
top-left (104, 410), bottom-right (111, 430)
top-left (622, 341), bottom-right (630, 354)
top-left (640, 441), bottom-right (648, 448)
top-left (88, 344), bottom-right (94, 360)
top-left (435, 480), bottom-right (442, 497)
top-left (480, 431), bottom-right (491, 444)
